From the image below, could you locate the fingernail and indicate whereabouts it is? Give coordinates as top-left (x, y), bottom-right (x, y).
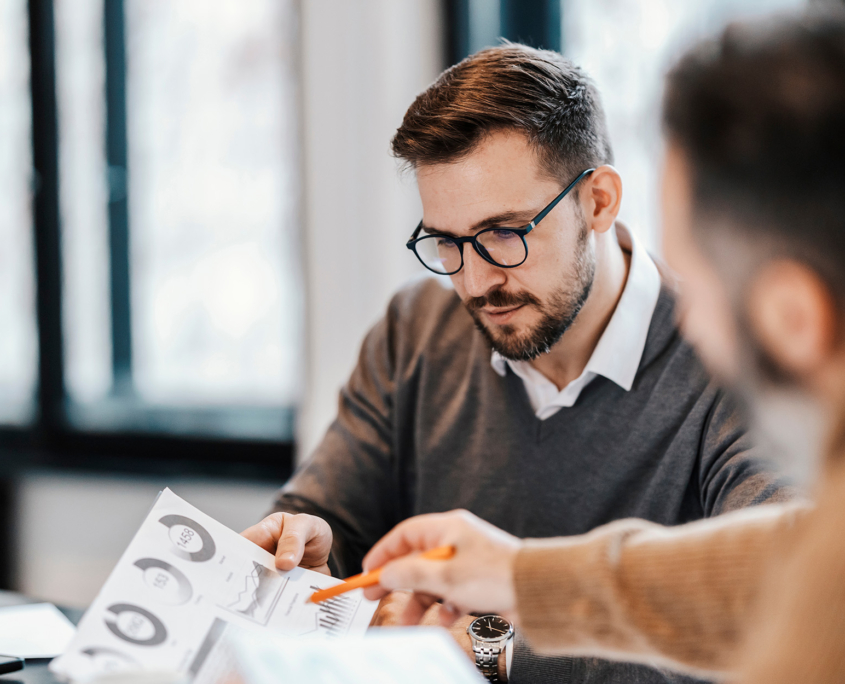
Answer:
top-left (280, 553), bottom-right (295, 564)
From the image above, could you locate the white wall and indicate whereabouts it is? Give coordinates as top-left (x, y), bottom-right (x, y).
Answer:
top-left (297, 0), bottom-right (442, 458)
top-left (16, 473), bottom-right (279, 608)
top-left (16, 0), bottom-right (443, 607)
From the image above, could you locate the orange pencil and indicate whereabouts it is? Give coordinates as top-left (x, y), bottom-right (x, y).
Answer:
top-left (308, 545), bottom-right (455, 603)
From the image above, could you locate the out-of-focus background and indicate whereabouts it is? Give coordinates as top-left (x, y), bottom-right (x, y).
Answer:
top-left (0, 0), bottom-right (812, 607)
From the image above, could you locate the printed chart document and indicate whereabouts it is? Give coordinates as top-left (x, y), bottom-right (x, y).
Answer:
top-left (233, 628), bottom-right (485, 684)
top-left (50, 488), bottom-right (377, 682)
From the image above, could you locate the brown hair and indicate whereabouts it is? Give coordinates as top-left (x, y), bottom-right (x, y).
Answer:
top-left (391, 43), bottom-right (613, 183)
top-left (663, 10), bottom-right (845, 294)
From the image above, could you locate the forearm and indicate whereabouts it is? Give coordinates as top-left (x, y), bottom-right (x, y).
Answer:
top-left (514, 501), bottom-right (809, 677)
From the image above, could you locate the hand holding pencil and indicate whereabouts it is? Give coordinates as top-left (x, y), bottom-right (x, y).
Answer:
top-left (354, 510), bottom-right (523, 627)
top-left (308, 545), bottom-right (456, 604)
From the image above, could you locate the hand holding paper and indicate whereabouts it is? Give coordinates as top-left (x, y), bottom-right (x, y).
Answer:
top-left (241, 511), bottom-right (334, 575)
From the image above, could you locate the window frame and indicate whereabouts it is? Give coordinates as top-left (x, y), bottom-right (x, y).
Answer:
top-left (443, 0), bottom-right (562, 65)
top-left (0, 0), bottom-right (296, 482)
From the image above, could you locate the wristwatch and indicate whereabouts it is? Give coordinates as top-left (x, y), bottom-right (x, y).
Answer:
top-left (467, 615), bottom-right (514, 682)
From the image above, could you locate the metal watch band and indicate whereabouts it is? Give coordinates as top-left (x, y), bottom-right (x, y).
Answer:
top-left (474, 645), bottom-right (501, 682)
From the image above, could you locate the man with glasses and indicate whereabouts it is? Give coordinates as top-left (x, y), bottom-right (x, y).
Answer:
top-left (242, 44), bottom-right (792, 683)
top-left (406, 167), bottom-right (594, 278)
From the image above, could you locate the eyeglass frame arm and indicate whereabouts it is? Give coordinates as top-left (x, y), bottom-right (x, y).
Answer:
top-left (405, 167), bottom-right (596, 247)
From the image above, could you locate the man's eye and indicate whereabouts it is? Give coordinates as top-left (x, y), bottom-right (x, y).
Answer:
top-left (491, 229), bottom-right (519, 240)
top-left (436, 237), bottom-right (458, 248)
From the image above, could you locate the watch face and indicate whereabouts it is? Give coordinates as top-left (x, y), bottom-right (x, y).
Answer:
top-left (470, 615), bottom-right (511, 640)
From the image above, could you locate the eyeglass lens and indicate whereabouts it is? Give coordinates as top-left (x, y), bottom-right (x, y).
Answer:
top-left (414, 230), bottom-right (526, 274)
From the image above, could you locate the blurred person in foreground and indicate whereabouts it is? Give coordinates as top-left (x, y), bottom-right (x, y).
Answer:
top-left (242, 43), bottom-right (794, 683)
top-left (362, 10), bottom-right (845, 684)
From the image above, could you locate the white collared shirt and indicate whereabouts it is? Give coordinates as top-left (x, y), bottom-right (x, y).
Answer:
top-left (491, 223), bottom-right (662, 420)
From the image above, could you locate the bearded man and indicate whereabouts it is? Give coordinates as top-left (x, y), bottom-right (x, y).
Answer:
top-left (242, 44), bottom-right (792, 684)
top-left (357, 11), bottom-right (845, 684)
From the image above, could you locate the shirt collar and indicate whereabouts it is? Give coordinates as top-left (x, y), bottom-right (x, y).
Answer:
top-left (490, 223), bottom-right (662, 392)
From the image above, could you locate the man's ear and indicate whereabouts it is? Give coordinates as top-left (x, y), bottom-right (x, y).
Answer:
top-left (583, 165), bottom-right (622, 234)
top-left (746, 260), bottom-right (838, 377)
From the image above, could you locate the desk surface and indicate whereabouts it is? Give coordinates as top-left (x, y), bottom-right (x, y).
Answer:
top-left (0, 591), bottom-right (84, 684)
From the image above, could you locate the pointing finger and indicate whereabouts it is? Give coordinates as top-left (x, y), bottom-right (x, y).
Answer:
top-left (379, 556), bottom-right (449, 598)
top-left (363, 514), bottom-right (454, 572)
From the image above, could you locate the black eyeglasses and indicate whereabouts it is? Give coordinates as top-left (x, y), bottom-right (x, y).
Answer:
top-left (406, 168), bottom-right (595, 276)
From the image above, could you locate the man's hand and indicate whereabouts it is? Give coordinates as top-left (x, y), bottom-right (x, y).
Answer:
top-left (241, 512), bottom-right (333, 575)
top-left (370, 591), bottom-right (507, 681)
top-left (362, 510), bottom-right (522, 623)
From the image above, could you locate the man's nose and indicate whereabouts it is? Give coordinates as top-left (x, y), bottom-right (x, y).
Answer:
top-left (459, 243), bottom-right (506, 298)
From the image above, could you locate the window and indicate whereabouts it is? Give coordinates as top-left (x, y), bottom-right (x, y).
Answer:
top-left (54, 0), bottom-right (302, 440)
top-left (0, 0), bottom-right (301, 476)
top-left (564, 0), bottom-right (807, 252)
top-left (445, 0), bottom-right (807, 253)
top-left (0, 0), bottom-right (38, 426)
top-left (55, 0), bottom-right (111, 406)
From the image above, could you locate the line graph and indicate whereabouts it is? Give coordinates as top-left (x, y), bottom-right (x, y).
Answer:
top-left (225, 562), bottom-right (286, 625)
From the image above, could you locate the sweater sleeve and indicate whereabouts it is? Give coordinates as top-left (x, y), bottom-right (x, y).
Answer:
top-left (737, 460), bottom-right (845, 684)
top-left (698, 389), bottom-right (798, 516)
top-left (271, 310), bottom-right (400, 577)
top-left (513, 501), bottom-right (808, 678)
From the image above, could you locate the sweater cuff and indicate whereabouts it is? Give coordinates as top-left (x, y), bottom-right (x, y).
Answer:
top-left (513, 519), bottom-right (650, 654)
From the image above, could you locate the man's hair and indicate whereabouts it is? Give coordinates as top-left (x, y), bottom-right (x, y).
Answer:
top-left (664, 10), bottom-right (845, 296)
top-left (391, 43), bottom-right (613, 184)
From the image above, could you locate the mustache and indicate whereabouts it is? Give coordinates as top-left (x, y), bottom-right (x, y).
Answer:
top-left (464, 288), bottom-right (541, 313)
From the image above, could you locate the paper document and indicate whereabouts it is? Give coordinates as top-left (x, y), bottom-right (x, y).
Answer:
top-left (0, 603), bottom-right (76, 658)
top-left (50, 488), bottom-right (377, 682)
top-left (234, 628), bottom-right (485, 684)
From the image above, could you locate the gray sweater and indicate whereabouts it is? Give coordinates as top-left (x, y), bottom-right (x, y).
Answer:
top-left (274, 278), bottom-right (792, 684)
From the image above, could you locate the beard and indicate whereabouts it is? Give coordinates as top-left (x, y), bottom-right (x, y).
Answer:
top-left (733, 321), bottom-right (826, 493)
top-left (707, 230), bottom-right (826, 492)
top-left (463, 217), bottom-right (596, 361)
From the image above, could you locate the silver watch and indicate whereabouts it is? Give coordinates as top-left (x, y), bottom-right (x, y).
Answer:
top-left (467, 615), bottom-right (514, 682)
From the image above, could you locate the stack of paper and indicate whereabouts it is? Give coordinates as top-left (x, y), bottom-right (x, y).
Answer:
top-left (233, 628), bottom-right (486, 684)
